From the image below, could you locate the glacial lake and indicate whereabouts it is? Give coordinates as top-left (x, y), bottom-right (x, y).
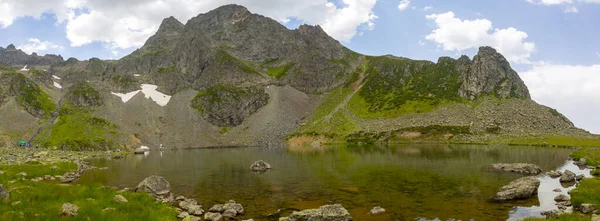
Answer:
top-left (78, 145), bottom-right (589, 221)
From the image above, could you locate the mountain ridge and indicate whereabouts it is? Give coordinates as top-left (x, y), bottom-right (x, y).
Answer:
top-left (0, 4), bottom-right (595, 150)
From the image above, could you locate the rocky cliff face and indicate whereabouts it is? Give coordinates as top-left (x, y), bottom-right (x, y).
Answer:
top-left (457, 47), bottom-right (530, 100)
top-left (0, 4), bottom-right (589, 149)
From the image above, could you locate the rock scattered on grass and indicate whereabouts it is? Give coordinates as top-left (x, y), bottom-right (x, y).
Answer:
top-left (114, 195), bottom-right (128, 203)
top-left (369, 206), bottom-right (386, 215)
top-left (61, 203), bottom-right (79, 216)
top-left (0, 184), bottom-right (9, 200)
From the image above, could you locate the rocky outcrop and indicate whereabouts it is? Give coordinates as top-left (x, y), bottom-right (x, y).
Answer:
top-left (65, 81), bottom-right (104, 107)
top-left (191, 85), bottom-right (269, 127)
top-left (495, 176), bottom-right (540, 201)
top-left (491, 163), bottom-right (542, 175)
top-left (457, 47), bottom-right (530, 100)
top-left (279, 204), bottom-right (352, 221)
top-left (250, 160), bottom-right (271, 172)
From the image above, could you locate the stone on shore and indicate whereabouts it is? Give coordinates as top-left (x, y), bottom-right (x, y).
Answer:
top-left (541, 209), bottom-right (563, 218)
top-left (178, 211), bottom-right (190, 219)
top-left (369, 206), bottom-right (386, 215)
top-left (576, 174), bottom-right (585, 181)
top-left (592, 214), bottom-right (600, 221)
top-left (579, 204), bottom-right (596, 214)
top-left (204, 212), bottom-right (223, 221)
top-left (495, 176), bottom-right (541, 201)
top-left (135, 175), bottom-right (171, 198)
top-left (223, 200), bottom-right (244, 215)
top-left (560, 170), bottom-right (576, 183)
top-left (209, 204), bottom-right (224, 213)
top-left (491, 163), bottom-right (542, 175)
top-left (250, 160), bottom-right (272, 172)
top-left (279, 204), bottom-right (352, 221)
top-left (61, 203), bottom-right (79, 216)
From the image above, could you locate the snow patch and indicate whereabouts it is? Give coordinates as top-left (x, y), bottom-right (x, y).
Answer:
top-left (134, 74), bottom-right (141, 77)
top-left (52, 75), bottom-right (61, 80)
top-left (140, 84), bottom-right (171, 106)
top-left (140, 146), bottom-right (150, 150)
top-left (111, 90), bottom-right (141, 103)
top-left (53, 81), bottom-right (62, 89)
top-left (110, 84), bottom-right (171, 106)
top-left (20, 65), bottom-right (29, 71)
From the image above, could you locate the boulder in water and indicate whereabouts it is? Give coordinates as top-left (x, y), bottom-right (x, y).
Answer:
top-left (250, 160), bottom-right (271, 172)
top-left (495, 176), bottom-right (540, 201)
top-left (279, 204), bottom-right (352, 221)
top-left (554, 194), bottom-right (569, 202)
top-left (547, 170), bottom-right (562, 178)
top-left (490, 163), bottom-right (542, 175)
top-left (560, 170), bottom-right (576, 183)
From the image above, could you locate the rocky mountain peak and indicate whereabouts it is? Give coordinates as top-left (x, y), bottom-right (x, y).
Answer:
top-left (457, 46), bottom-right (530, 100)
top-left (6, 44), bottom-right (17, 51)
top-left (157, 16), bottom-right (184, 34)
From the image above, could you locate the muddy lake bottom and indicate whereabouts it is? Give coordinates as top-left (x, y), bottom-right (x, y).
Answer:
top-left (78, 145), bottom-right (590, 221)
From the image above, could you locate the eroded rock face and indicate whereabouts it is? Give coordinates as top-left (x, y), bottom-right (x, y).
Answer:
top-left (457, 47), bottom-right (530, 100)
top-left (491, 163), bottom-right (542, 175)
top-left (191, 85), bottom-right (269, 127)
top-left (135, 175), bottom-right (171, 198)
top-left (495, 176), bottom-right (540, 201)
top-left (280, 204), bottom-right (352, 221)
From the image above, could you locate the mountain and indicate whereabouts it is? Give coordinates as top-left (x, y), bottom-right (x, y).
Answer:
top-left (0, 4), bottom-right (594, 150)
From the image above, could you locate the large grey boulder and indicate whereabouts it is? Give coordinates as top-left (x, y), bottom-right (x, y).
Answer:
top-left (491, 163), bottom-right (542, 175)
top-left (279, 204), bottom-right (352, 221)
top-left (495, 176), bottom-right (541, 201)
top-left (0, 184), bottom-right (9, 200)
top-left (560, 170), bottom-right (576, 183)
top-left (250, 160), bottom-right (272, 172)
top-left (135, 175), bottom-right (171, 198)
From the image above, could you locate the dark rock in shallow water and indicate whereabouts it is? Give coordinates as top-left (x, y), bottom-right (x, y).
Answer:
top-left (554, 194), bottom-right (569, 202)
top-left (490, 163), bottom-right (542, 175)
top-left (495, 176), bottom-right (540, 201)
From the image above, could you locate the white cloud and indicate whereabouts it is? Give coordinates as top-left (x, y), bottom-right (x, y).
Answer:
top-left (17, 38), bottom-right (62, 55)
top-left (418, 40), bottom-right (425, 46)
top-left (0, 0), bottom-right (378, 48)
top-left (425, 11), bottom-right (535, 64)
top-left (423, 6), bottom-right (433, 11)
top-left (563, 5), bottom-right (579, 12)
top-left (520, 63), bottom-right (600, 134)
top-left (398, 0), bottom-right (410, 11)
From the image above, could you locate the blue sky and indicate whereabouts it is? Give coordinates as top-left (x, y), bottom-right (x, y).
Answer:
top-left (1, 0), bottom-right (599, 133)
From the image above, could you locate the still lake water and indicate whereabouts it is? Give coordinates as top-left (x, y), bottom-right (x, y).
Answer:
top-left (79, 145), bottom-right (587, 221)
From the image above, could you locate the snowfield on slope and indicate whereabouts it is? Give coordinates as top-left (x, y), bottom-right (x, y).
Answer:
top-left (111, 84), bottom-right (171, 106)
